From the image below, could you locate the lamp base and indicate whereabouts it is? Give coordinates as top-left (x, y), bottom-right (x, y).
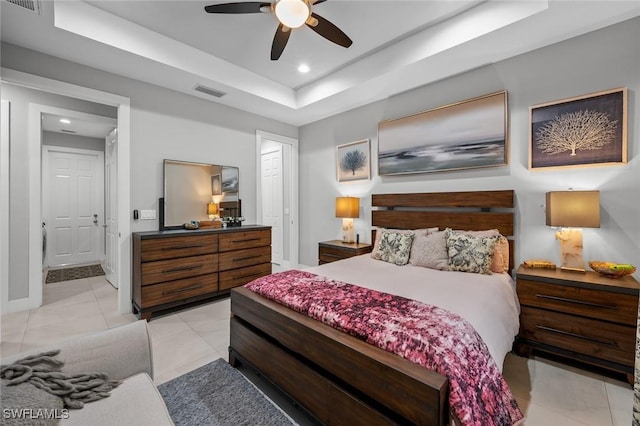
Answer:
top-left (342, 218), bottom-right (355, 244)
top-left (555, 228), bottom-right (586, 273)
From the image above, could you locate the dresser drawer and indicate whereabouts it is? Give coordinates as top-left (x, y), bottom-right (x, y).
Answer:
top-left (141, 254), bottom-right (218, 285)
top-left (517, 279), bottom-right (638, 326)
top-left (219, 229), bottom-right (271, 252)
top-left (141, 234), bottom-right (218, 262)
top-left (220, 263), bottom-right (272, 291)
top-left (142, 274), bottom-right (218, 308)
top-left (520, 306), bottom-right (635, 367)
top-left (219, 246), bottom-right (271, 271)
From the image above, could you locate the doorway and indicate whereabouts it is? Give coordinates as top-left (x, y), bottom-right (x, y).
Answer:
top-left (0, 68), bottom-right (131, 315)
top-left (256, 131), bottom-right (299, 271)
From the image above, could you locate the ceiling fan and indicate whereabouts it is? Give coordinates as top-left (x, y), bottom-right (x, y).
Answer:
top-left (204, 0), bottom-right (353, 61)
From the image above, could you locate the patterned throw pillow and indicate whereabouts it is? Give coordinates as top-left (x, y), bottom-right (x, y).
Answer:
top-left (445, 229), bottom-right (499, 274)
top-left (372, 227), bottom-right (437, 256)
top-left (371, 230), bottom-right (415, 266)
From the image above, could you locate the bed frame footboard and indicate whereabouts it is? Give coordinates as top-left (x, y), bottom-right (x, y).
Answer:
top-left (229, 287), bottom-right (449, 425)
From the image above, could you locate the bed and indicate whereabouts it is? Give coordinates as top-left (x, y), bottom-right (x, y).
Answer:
top-left (229, 190), bottom-right (519, 425)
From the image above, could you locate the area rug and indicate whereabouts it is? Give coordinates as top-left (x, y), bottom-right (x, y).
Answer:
top-left (45, 264), bottom-right (105, 284)
top-left (158, 358), bottom-right (296, 426)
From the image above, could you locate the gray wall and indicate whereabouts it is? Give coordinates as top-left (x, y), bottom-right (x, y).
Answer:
top-left (1, 43), bottom-right (297, 302)
top-left (43, 131), bottom-right (105, 152)
top-left (298, 17), bottom-right (640, 273)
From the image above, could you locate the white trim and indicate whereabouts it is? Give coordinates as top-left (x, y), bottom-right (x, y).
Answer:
top-left (2, 68), bottom-right (132, 314)
top-left (256, 130), bottom-right (299, 269)
top-left (27, 103), bottom-right (43, 310)
top-left (1, 100), bottom-right (10, 314)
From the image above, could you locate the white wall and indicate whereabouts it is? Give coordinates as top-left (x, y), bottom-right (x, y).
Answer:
top-left (298, 17), bottom-right (640, 275)
top-left (1, 43), bottom-right (297, 304)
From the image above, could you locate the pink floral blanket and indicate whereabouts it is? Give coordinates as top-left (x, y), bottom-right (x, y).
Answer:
top-left (245, 270), bottom-right (523, 426)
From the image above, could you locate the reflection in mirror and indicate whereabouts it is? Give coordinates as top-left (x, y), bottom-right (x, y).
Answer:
top-left (163, 160), bottom-right (240, 228)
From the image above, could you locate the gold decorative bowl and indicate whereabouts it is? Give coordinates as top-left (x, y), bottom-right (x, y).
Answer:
top-left (589, 261), bottom-right (636, 278)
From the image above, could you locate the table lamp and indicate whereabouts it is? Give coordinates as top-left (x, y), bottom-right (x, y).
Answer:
top-left (335, 196), bottom-right (359, 243)
top-left (546, 190), bottom-right (600, 272)
top-left (207, 202), bottom-right (218, 220)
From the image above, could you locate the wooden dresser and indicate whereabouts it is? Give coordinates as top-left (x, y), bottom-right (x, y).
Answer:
top-left (515, 265), bottom-right (639, 381)
top-left (133, 225), bottom-right (271, 320)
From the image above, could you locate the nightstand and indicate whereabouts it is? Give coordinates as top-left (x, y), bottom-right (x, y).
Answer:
top-left (318, 240), bottom-right (373, 265)
top-left (515, 265), bottom-right (639, 382)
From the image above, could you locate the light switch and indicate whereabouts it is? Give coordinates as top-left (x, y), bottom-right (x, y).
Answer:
top-left (140, 209), bottom-right (157, 220)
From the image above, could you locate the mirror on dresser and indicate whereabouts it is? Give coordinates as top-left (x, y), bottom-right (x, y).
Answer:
top-left (161, 159), bottom-right (240, 229)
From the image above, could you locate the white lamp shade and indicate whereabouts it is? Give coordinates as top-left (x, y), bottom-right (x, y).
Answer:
top-left (274, 0), bottom-right (310, 28)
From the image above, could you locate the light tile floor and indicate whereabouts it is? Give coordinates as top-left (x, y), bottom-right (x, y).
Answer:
top-left (0, 275), bottom-right (634, 425)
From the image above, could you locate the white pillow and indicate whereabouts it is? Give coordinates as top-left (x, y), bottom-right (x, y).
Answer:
top-left (408, 230), bottom-right (449, 270)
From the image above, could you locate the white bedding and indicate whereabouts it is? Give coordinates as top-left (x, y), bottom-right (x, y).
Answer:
top-left (304, 255), bottom-right (520, 371)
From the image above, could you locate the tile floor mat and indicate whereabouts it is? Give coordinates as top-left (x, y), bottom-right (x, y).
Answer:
top-left (45, 264), bottom-right (105, 283)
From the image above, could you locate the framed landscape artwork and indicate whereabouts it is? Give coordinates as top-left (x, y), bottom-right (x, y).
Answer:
top-left (337, 139), bottom-right (370, 183)
top-left (378, 91), bottom-right (508, 175)
top-left (211, 174), bottom-right (221, 196)
top-left (529, 87), bottom-right (627, 170)
top-left (221, 166), bottom-right (239, 193)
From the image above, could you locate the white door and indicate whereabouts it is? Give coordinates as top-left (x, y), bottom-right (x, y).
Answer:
top-left (104, 129), bottom-right (118, 287)
top-left (43, 147), bottom-right (104, 267)
top-left (261, 145), bottom-right (284, 267)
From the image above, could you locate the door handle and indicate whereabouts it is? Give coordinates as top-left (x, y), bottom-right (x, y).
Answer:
top-left (93, 214), bottom-right (98, 225)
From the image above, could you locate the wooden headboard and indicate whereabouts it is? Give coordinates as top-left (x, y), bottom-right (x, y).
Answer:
top-left (371, 190), bottom-right (515, 271)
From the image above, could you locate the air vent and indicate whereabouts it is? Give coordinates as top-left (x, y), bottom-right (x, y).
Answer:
top-left (61, 129), bottom-right (77, 134)
top-left (2, 0), bottom-right (41, 14)
top-left (194, 84), bottom-right (226, 98)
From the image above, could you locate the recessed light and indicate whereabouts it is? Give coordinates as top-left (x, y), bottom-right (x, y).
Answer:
top-left (298, 64), bottom-right (310, 73)
top-left (59, 118), bottom-right (71, 124)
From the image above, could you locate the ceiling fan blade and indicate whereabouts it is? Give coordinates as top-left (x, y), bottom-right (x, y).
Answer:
top-left (204, 2), bottom-right (270, 14)
top-left (311, 0), bottom-right (328, 5)
top-left (271, 23), bottom-right (291, 61)
top-left (306, 13), bottom-right (352, 48)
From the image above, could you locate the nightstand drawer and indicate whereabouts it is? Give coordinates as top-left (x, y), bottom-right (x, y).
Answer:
top-left (520, 306), bottom-right (635, 367)
top-left (319, 246), bottom-right (352, 263)
top-left (517, 279), bottom-right (638, 326)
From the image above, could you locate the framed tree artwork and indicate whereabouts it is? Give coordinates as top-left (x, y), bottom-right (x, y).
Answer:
top-left (529, 87), bottom-right (627, 170)
top-left (337, 139), bottom-right (370, 183)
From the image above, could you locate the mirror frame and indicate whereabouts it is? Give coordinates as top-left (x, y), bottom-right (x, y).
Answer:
top-left (160, 159), bottom-right (240, 230)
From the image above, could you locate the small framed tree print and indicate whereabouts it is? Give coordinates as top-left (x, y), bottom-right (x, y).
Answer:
top-left (529, 88), bottom-right (627, 170)
top-left (337, 139), bottom-right (370, 183)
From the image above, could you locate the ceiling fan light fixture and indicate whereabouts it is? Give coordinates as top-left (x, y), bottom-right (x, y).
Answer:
top-left (274, 0), bottom-right (310, 29)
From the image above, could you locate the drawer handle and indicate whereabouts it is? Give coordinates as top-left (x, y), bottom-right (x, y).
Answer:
top-left (231, 238), bottom-right (261, 243)
top-left (233, 272), bottom-right (264, 281)
top-left (162, 244), bottom-right (206, 250)
top-left (163, 265), bottom-right (203, 273)
top-left (536, 325), bottom-right (619, 347)
top-left (163, 284), bottom-right (203, 296)
top-left (322, 253), bottom-right (343, 259)
top-left (535, 294), bottom-right (617, 310)
top-left (233, 255), bottom-right (262, 262)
